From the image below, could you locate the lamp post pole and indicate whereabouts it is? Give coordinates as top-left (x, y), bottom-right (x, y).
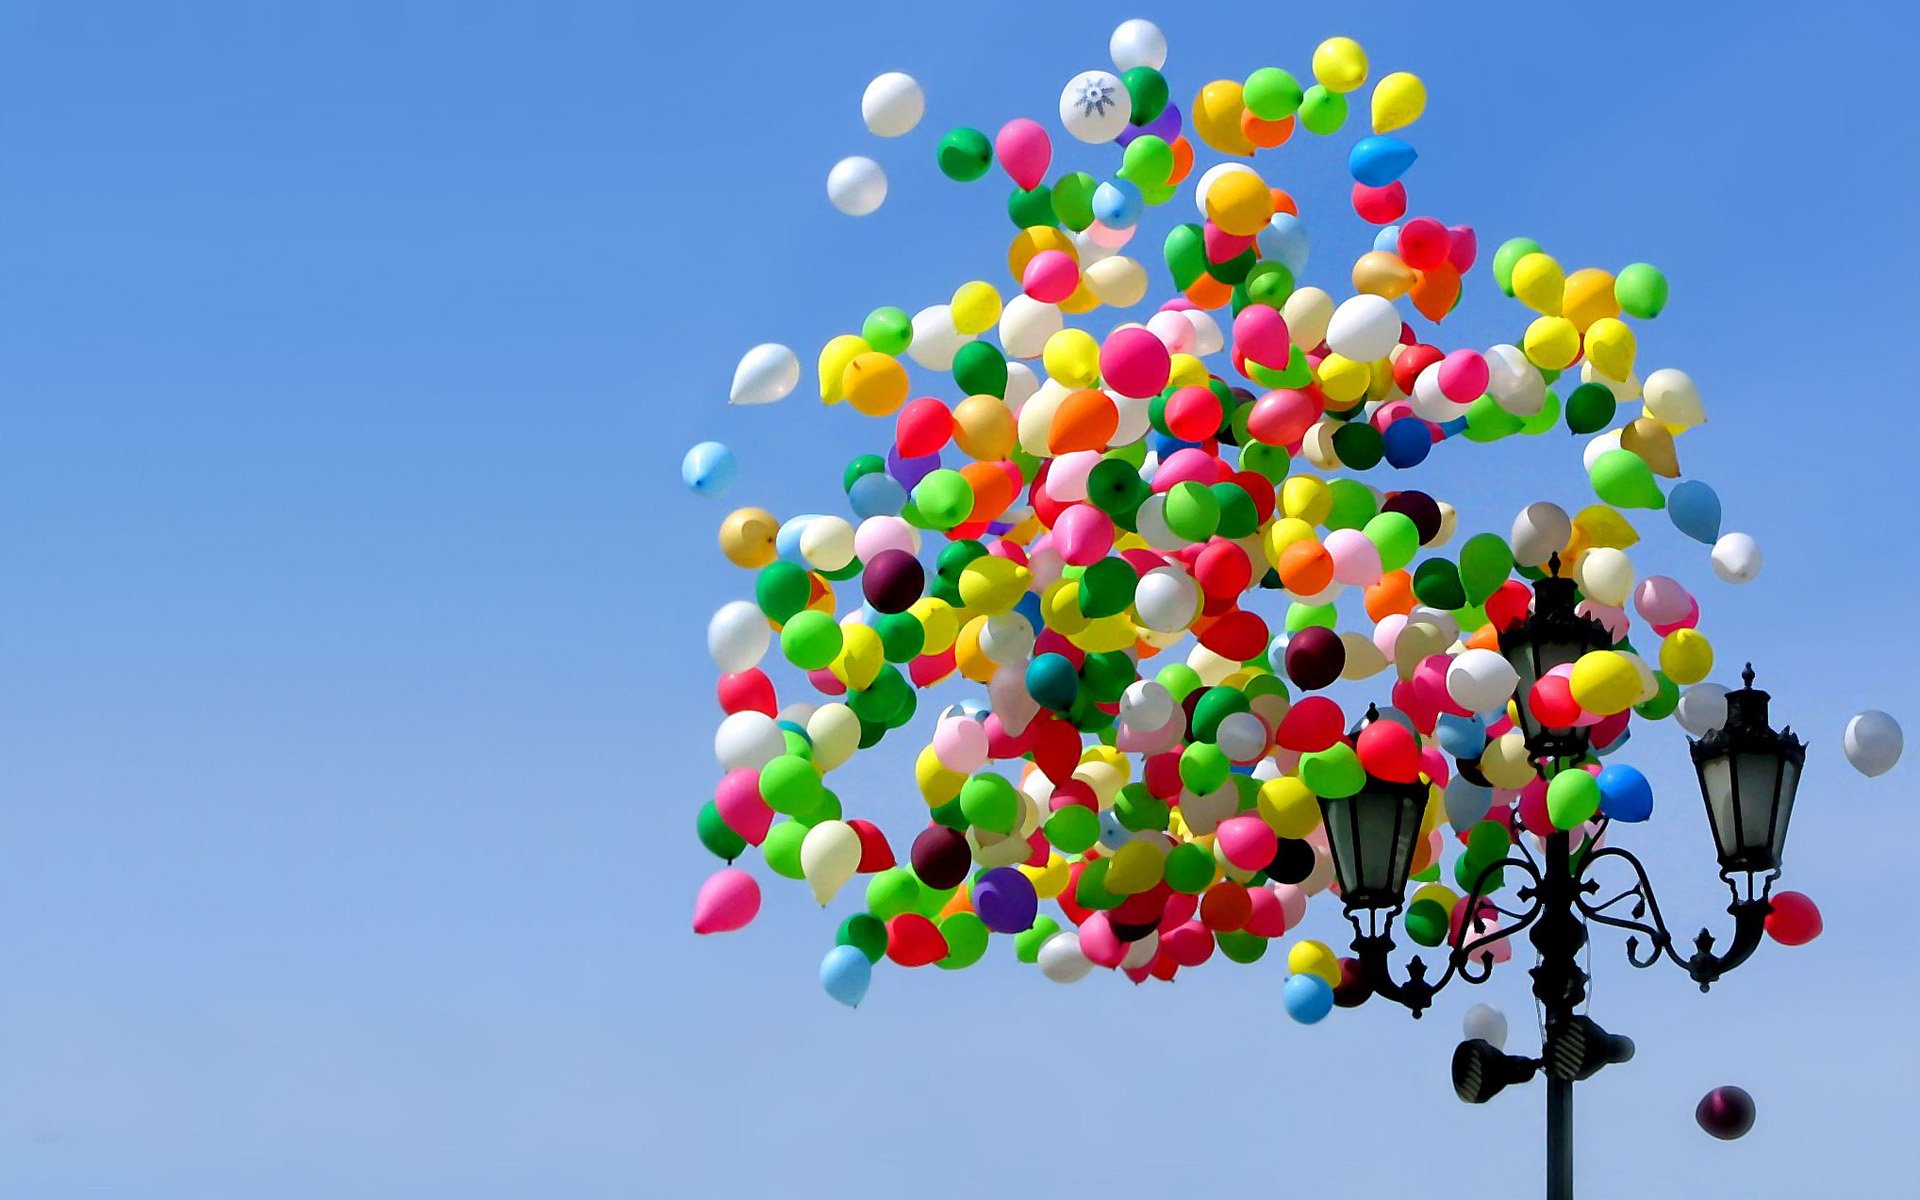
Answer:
top-left (1534, 828), bottom-right (1579, 1200)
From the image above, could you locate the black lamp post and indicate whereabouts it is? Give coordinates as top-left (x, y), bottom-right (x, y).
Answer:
top-left (1316, 568), bottom-right (1808, 1200)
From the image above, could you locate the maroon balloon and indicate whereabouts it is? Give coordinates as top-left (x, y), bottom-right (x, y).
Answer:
top-left (972, 866), bottom-right (1038, 933)
top-left (1381, 489), bottom-right (1443, 544)
top-left (1284, 626), bottom-right (1346, 691)
top-left (1695, 1086), bottom-right (1756, 1140)
top-left (862, 548), bottom-right (925, 614)
top-left (910, 824), bottom-right (971, 890)
top-left (1332, 956), bottom-right (1373, 1008)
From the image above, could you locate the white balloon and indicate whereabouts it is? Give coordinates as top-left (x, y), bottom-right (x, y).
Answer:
top-left (728, 343), bottom-right (799, 406)
top-left (799, 516), bottom-right (855, 571)
top-left (1675, 683), bottom-right (1730, 738)
top-left (1216, 711), bottom-right (1271, 763)
top-left (1844, 710), bottom-right (1903, 778)
top-left (1281, 287), bottom-right (1334, 352)
top-left (999, 295), bottom-right (1063, 360)
top-left (715, 710), bottom-right (786, 771)
top-left (861, 71), bottom-right (925, 137)
top-left (1463, 1003), bottom-right (1508, 1050)
top-left (1576, 547), bottom-right (1635, 607)
top-left (1148, 309), bottom-right (1196, 354)
top-left (1003, 361), bottom-right (1040, 409)
top-left (1133, 493), bottom-right (1182, 550)
top-left (827, 156), bottom-right (887, 216)
top-left (1038, 931), bottom-right (1095, 982)
top-left (1580, 359), bottom-right (1642, 401)
top-left (1324, 294), bottom-right (1402, 362)
top-left (807, 704), bottom-right (861, 771)
top-left (1109, 18), bottom-right (1168, 71)
top-left (1510, 501), bottom-right (1572, 568)
top-left (1120, 679), bottom-right (1174, 730)
top-left (907, 304), bottom-right (971, 371)
top-left (707, 600), bottom-right (770, 673)
top-left (1119, 929), bottom-right (1161, 970)
top-left (978, 612), bottom-right (1035, 665)
top-left (1059, 70), bottom-right (1131, 143)
top-left (1180, 784), bottom-right (1237, 835)
top-left (1710, 532), bottom-right (1762, 584)
top-left (1643, 367), bottom-right (1705, 431)
top-left (1410, 363), bottom-right (1471, 421)
top-left (800, 820), bottom-right (861, 905)
top-left (1446, 648), bottom-right (1519, 714)
top-left (1180, 308), bottom-right (1225, 357)
top-left (1486, 344), bottom-right (1545, 416)
top-left (1135, 566), bottom-right (1198, 632)
top-left (1582, 428), bottom-right (1623, 473)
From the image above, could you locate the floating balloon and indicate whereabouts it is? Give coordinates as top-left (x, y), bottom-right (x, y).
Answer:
top-left (828, 156), bottom-right (888, 216)
top-left (1843, 710), bottom-right (1903, 777)
top-left (1695, 1086), bottom-right (1756, 1140)
top-left (682, 442), bottom-right (736, 497)
top-left (730, 343), bottom-right (799, 406)
top-left (862, 72), bottom-right (925, 137)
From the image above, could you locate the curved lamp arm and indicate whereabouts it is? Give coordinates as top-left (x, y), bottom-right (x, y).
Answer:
top-left (1347, 854), bottom-right (1547, 1017)
top-left (1574, 839), bottom-right (1773, 992)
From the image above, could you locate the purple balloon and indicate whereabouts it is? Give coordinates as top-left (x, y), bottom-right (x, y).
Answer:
top-left (862, 549), bottom-right (925, 614)
top-left (972, 866), bottom-right (1038, 933)
top-left (1695, 1086), bottom-right (1756, 1140)
top-left (887, 446), bottom-right (941, 491)
top-left (1115, 102), bottom-right (1180, 147)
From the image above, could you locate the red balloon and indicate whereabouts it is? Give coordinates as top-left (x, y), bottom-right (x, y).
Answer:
top-left (1247, 388), bottom-right (1323, 447)
top-left (1529, 675), bottom-right (1583, 728)
top-left (1199, 880), bottom-right (1253, 931)
top-left (845, 818), bottom-right (895, 873)
top-left (1764, 891), bottom-right (1823, 946)
top-left (1165, 385), bottom-right (1225, 441)
top-left (1199, 608), bottom-right (1270, 661)
top-left (1194, 540), bottom-right (1254, 602)
top-left (1244, 884), bottom-right (1288, 937)
top-left (1276, 696), bottom-right (1346, 752)
top-left (1397, 217), bottom-right (1451, 271)
top-left (1352, 181), bottom-right (1408, 225)
top-left (1485, 580), bottom-right (1533, 632)
top-left (1161, 920), bottom-right (1216, 967)
top-left (1391, 342), bottom-right (1444, 395)
top-left (886, 913), bottom-right (949, 967)
top-left (716, 669), bottom-right (777, 716)
top-left (894, 396), bottom-right (953, 457)
top-left (1357, 718), bottom-right (1422, 783)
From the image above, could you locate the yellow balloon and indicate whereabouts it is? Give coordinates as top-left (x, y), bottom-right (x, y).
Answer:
top-left (1258, 775), bottom-right (1323, 838)
top-left (1205, 169), bottom-right (1276, 237)
top-left (1480, 730), bottom-right (1539, 789)
top-left (1040, 579), bottom-right (1093, 634)
top-left (915, 745), bottom-right (965, 805)
top-left (1192, 80), bottom-right (1256, 156)
top-left (1287, 938), bottom-right (1343, 986)
top-left (1569, 650), bottom-right (1643, 716)
top-left (1042, 327), bottom-right (1101, 387)
top-left (817, 334), bottom-right (870, 404)
top-left (1572, 505), bottom-right (1640, 550)
top-left (950, 280), bottom-right (1003, 335)
top-left (1279, 475), bottom-right (1333, 525)
top-left (1352, 250), bottom-right (1416, 299)
top-left (1106, 839), bottom-right (1167, 895)
top-left (842, 352), bottom-right (910, 417)
top-left (1068, 612), bottom-right (1141, 653)
top-left (952, 616), bottom-right (996, 683)
top-left (1584, 316), bottom-right (1637, 381)
top-left (909, 596), bottom-right (959, 655)
top-left (1312, 36), bottom-right (1369, 93)
top-left (1370, 71), bottom-right (1426, 132)
top-left (1167, 353), bottom-right (1210, 389)
top-left (1085, 256), bottom-right (1148, 308)
top-left (1019, 853), bottom-right (1071, 900)
top-left (807, 703), bottom-right (861, 771)
top-left (829, 621), bottom-right (884, 690)
top-left (1007, 226), bottom-right (1078, 281)
top-left (718, 506), bottom-right (778, 569)
top-left (1562, 268), bottom-right (1620, 331)
top-left (1523, 315), bottom-right (1581, 371)
top-left (1511, 252), bottom-right (1566, 316)
top-left (1660, 627), bottom-right (1714, 686)
top-left (1263, 515), bottom-right (1317, 566)
top-left (1315, 352), bottom-right (1373, 404)
top-left (1412, 882), bottom-right (1458, 912)
top-left (1059, 280), bottom-right (1101, 315)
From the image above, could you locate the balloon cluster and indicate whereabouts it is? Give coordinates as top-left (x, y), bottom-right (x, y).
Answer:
top-left (692, 20), bottom-right (1867, 1012)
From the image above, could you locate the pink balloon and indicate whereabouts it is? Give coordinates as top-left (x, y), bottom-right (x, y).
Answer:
top-left (692, 868), bottom-right (761, 934)
top-left (1396, 217), bottom-right (1450, 271)
top-left (1043, 449), bottom-right (1102, 502)
top-left (1217, 814), bottom-right (1280, 872)
top-left (1232, 304), bottom-right (1292, 370)
top-left (1052, 503), bottom-right (1114, 565)
top-left (1419, 746), bottom-right (1450, 787)
top-left (1245, 885), bottom-right (1288, 937)
top-left (1634, 575), bottom-right (1693, 625)
top-left (1446, 225), bottom-right (1478, 273)
top-left (1151, 447), bottom-right (1222, 491)
top-left (1437, 350), bottom-right (1489, 403)
top-left (1161, 920), bottom-right (1216, 967)
top-left (715, 768), bottom-right (774, 845)
top-left (1100, 326), bottom-right (1173, 398)
top-left (1651, 596), bottom-right (1701, 637)
top-left (1517, 778), bottom-right (1553, 836)
top-left (1325, 527), bottom-right (1384, 585)
top-left (996, 118), bottom-right (1053, 190)
top-left (1022, 250), bottom-right (1079, 303)
top-left (932, 715), bottom-right (989, 773)
top-left (1078, 911), bottom-right (1126, 968)
top-left (1272, 882), bottom-right (1309, 927)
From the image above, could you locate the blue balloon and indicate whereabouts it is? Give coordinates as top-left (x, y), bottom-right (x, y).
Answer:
top-left (1014, 589), bottom-right (1045, 630)
top-left (820, 944), bottom-right (872, 1008)
top-left (681, 441), bottom-right (736, 496)
top-left (1348, 136), bottom-right (1418, 187)
top-left (1097, 809), bottom-right (1130, 851)
top-left (1372, 224), bottom-right (1402, 253)
top-left (1437, 415), bottom-right (1470, 438)
top-left (1436, 712), bottom-right (1489, 761)
top-left (1382, 416), bottom-right (1433, 468)
top-left (1667, 479), bottom-right (1722, 545)
top-left (1284, 973), bottom-right (1336, 1024)
top-left (848, 471), bottom-right (907, 519)
top-left (1092, 179), bottom-right (1143, 229)
top-left (1256, 213), bottom-right (1311, 276)
top-left (1596, 763), bottom-right (1654, 821)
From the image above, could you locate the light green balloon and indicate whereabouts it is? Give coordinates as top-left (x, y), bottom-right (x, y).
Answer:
top-left (1364, 510), bottom-right (1421, 572)
top-left (1298, 85), bottom-right (1347, 135)
top-left (1015, 916), bottom-right (1061, 963)
top-left (759, 753), bottom-right (823, 816)
top-left (861, 306), bottom-right (913, 356)
top-left (1590, 448), bottom-right (1666, 510)
top-left (1300, 743), bottom-right (1364, 799)
top-left (1547, 769), bottom-right (1602, 830)
top-left (1244, 67), bottom-right (1304, 120)
top-left (780, 609), bottom-right (843, 670)
top-left (937, 912), bottom-right (990, 969)
top-left (1614, 262), bottom-right (1668, 319)
top-left (1285, 601), bottom-right (1338, 633)
top-left (1520, 387), bottom-right (1562, 436)
top-left (762, 820), bottom-right (807, 879)
top-left (865, 865), bottom-right (922, 920)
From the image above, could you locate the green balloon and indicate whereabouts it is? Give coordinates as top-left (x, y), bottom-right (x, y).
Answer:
top-left (1456, 851), bottom-right (1504, 894)
top-left (1074, 856), bottom-right (1123, 911)
top-left (1332, 421), bottom-right (1384, 470)
top-left (760, 754), bottom-right (824, 817)
top-left (1457, 533), bottom-right (1515, 605)
top-left (1244, 67), bottom-right (1304, 120)
top-left (929, 795), bottom-right (968, 831)
top-left (1547, 769), bottom-right (1602, 830)
top-left (1077, 557), bottom-right (1138, 619)
top-left (763, 819), bottom-right (807, 879)
top-left (1212, 482), bottom-right (1259, 538)
top-left (912, 468), bottom-right (976, 530)
top-left (1590, 448), bottom-right (1666, 509)
top-left (1008, 184), bottom-right (1056, 229)
top-left (1240, 441), bottom-right (1290, 482)
top-left (697, 800), bottom-right (747, 862)
top-left (866, 866), bottom-right (922, 920)
top-left (1463, 394), bottom-right (1525, 442)
top-left (1163, 480), bottom-right (1220, 541)
top-left (1520, 387), bottom-right (1562, 436)
top-left (836, 913), bottom-right (889, 963)
top-left (755, 560), bottom-right (812, 622)
top-left (1297, 84), bottom-right (1347, 135)
top-left (1300, 743), bottom-right (1365, 799)
top-left (1216, 929), bottom-right (1270, 964)
top-left (1180, 742), bottom-right (1231, 794)
top-left (1564, 382), bottom-right (1617, 435)
top-left (937, 912), bottom-right (990, 969)
top-left (1123, 67), bottom-right (1170, 125)
top-left (1614, 262), bottom-right (1668, 319)
top-left (1364, 510), bottom-right (1421, 572)
top-left (1164, 224), bottom-right (1208, 291)
top-left (873, 610), bottom-right (925, 662)
top-left (862, 306), bottom-right (913, 356)
top-left (1079, 649), bottom-right (1137, 702)
top-left (1324, 478), bottom-right (1379, 530)
top-left (1157, 662), bottom-right (1203, 702)
top-left (1113, 782), bottom-right (1171, 833)
top-left (1015, 916), bottom-right (1061, 963)
top-left (1163, 841), bottom-right (1217, 894)
top-left (937, 127), bottom-right (993, 181)
top-left (960, 772), bottom-right (1020, 834)
top-left (1243, 260), bottom-right (1295, 308)
top-left (952, 340), bottom-right (1008, 399)
top-left (1466, 818), bottom-right (1512, 864)
top-left (1286, 601), bottom-right (1338, 633)
top-left (1412, 557), bottom-right (1466, 610)
top-left (1191, 686), bottom-right (1252, 743)
top-left (819, 556), bottom-right (863, 583)
top-left (842, 453), bottom-right (886, 492)
top-left (1492, 237), bottom-right (1544, 297)
top-left (1051, 172), bottom-right (1097, 232)
top-left (1635, 670), bottom-right (1681, 720)
top-left (780, 608), bottom-right (843, 670)
top-left (1119, 135), bottom-right (1174, 189)
top-left (1246, 344), bottom-right (1314, 388)
top-left (1044, 804), bottom-right (1100, 853)
top-left (1405, 897), bottom-right (1450, 947)
top-left (1206, 246), bottom-right (1257, 286)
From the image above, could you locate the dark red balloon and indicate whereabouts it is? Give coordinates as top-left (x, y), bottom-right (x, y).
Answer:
top-left (845, 818), bottom-right (895, 873)
top-left (1333, 956), bottom-right (1373, 1007)
top-left (1284, 626), bottom-right (1346, 691)
top-left (1695, 1086), bottom-right (1756, 1140)
top-left (1381, 490), bottom-right (1443, 544)
top-left (862, 548), bottom-right (925, 613)
top-left (910, 825), bottom-right (972, 890)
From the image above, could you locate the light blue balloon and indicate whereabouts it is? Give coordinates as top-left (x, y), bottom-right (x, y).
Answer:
top-left (1284, 972), bottom-right (1335, 1024)
top-left (1443, 775), bottom-right (1493, 831)
top-left (1667, 479), bottom-right (1722, 545)
top-left (1097, 809), bottom-right (1130, 851)
top-left (1436, 712), bottom-right (1488, 761)
top-left (1256, 213), bottom-right (1310, 276)
top-left (1348, 135), bottom-right (1418, 187)
top-left (820, 944), bottom-right (872, 1008)
top-left (1596, 764), bottom-right (1653, 821)
top-left (681, 441), bottom-right (736, 496)
top-left (848, 471), bottom-right (907, 519)
top-left (1372, 224), bottom-right (1402, 253)
top-left (1092, 179), bottom-right (1143, 229)
top-left (775, 514), bottom-right (825, 565)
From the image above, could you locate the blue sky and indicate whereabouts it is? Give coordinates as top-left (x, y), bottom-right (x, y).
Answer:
top-left (1, 1), bottom-right (1916, 1196)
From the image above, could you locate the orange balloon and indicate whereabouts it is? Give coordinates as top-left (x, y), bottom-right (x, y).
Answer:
top-left (1184, 274), bottom-right (1233, 310)
top-left (1166, 137), bottom-right (1195, 186)
top-left (1352, 250), bottom-right (1416, 299)
top-left (1270, 188), bottom-right (1298, 217)
top-left (959, 460), bottom-right (1015, 522)
top-left (1364, 570), bottom-right (1416, 621)
top-left (939, 888), bottom-right (975, 919)
top-left (1465, 623), bottom-right (1501, 652)
top-left (1411, 830), bottom-right (1438, 875)
top-left (1048, 388), bottom-right (1120, 454)
top-left (1277, 539), bottom-right (1335, 595)
top-left (1240, 109), bottom-right (1295, 149)
top-left (1409, 262), bottom-right (1462, 323)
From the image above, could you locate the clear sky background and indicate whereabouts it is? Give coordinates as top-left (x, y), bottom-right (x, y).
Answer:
top-left (2, 2), bottom-right (1917, 1197)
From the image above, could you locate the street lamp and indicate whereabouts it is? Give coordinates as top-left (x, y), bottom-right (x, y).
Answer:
top-left (1318, 578), bottom-right (1810, 1200)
